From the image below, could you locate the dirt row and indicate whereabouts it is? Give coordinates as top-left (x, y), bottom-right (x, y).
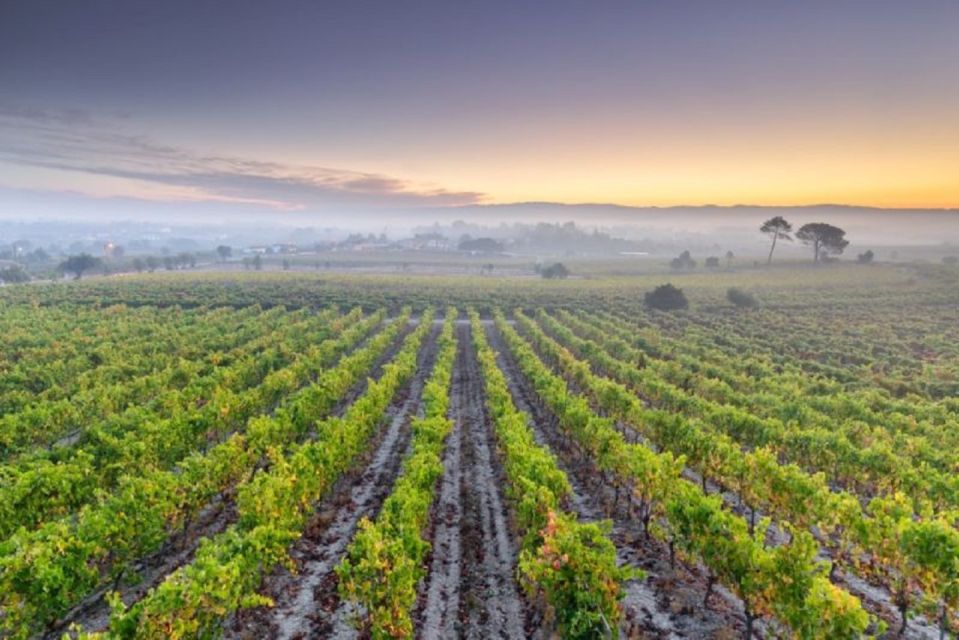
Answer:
top-left (225, 321), bottom-right (440, 639)
top-left (49, 318), bottom-right (414, 638)
top-left (415, 321), bottom-right (530, 640)
top-left (224, 319), bottom-right (538, 640)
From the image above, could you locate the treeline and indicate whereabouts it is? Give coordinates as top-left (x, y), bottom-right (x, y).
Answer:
top-left (668, 217), bottom-right (877, 271)
top-left (0, 251), bottom-right (207, 283)
top-left (55, 252), bottom-right (201, 280)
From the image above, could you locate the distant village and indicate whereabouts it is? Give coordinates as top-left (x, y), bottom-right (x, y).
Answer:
top-left (241, 233), bottom-right (474, 256)
top-left (0, 222), bottom-right (653, 282)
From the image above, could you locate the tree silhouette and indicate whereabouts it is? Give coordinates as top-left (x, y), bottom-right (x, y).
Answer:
top-left (541, 262), bottom-right (570, 279)
top-left (670, 250), bottom-right (696, 270)
top-left (796, 223), bottom-right (849, 263)
top-left (59, 254), bottom-right (101, 280)
top-left (760, 216), bottom-right (792, 265)
top-left (216, 245), bottom-right (232, 262)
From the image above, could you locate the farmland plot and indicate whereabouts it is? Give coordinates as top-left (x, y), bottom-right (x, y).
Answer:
top-left (1, 273), bottom-right (958, 639)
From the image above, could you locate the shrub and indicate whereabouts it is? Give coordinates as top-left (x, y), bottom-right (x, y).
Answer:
top-left (541, 263), bottom-right (570, 280)
top-left (645, 284), bottom-right (688, 310)
top-left (0, 265), bottom-right (30, 284)
top-left (726, 287), bottom-right (758, 309)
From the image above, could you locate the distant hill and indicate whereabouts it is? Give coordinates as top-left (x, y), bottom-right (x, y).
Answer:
top-left (432, 203), bottom-right (959, 247)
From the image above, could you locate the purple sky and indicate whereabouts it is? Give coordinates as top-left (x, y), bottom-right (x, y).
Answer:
top-left (2, 0), bottom-right (958, 223)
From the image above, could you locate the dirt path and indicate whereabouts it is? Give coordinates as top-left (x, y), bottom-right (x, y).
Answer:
top-left (225, 323), bottom-right (439, 640)
top-left (487, 322), bottom-right (749, 639)
top-left (417, 321), bottom-right (529, 640)
top-left (417, 325), bottom-right (468, 639)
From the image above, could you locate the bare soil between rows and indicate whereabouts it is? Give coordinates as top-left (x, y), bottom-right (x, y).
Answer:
top-left (225, 322), bottom-right (439, 640)
top-left (415, 322), bottom-right (531, 640)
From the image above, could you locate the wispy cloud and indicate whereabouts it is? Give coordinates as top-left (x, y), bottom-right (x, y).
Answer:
top-left (0, 105), bottom-right (485, 211)
top-left (0, 105), bottom-right (95, 126)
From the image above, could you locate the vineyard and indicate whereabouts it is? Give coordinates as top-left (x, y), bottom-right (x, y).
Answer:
top-left (0, 267), bottom-right (957, 639)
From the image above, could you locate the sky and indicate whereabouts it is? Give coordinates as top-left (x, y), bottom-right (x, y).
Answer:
top-left (2, 0), bottom-right (959, 225)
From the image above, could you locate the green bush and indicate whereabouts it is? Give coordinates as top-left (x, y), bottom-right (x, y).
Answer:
top-left (645, 283), bottom-right (688, 310)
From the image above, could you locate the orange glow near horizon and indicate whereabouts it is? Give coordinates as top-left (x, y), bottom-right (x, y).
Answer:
top-left (6, 2), bottom-right (959, 213)
top-left (268, 98), bottom-right (959, 210)
top-left (388, 148), bottom-right (959, 210)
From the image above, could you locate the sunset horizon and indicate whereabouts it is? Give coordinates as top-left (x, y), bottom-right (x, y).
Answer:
top-left (3, 1), bottom-right (959, 220)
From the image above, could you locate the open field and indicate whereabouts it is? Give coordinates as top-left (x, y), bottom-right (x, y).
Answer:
top-left (0, 264), bottom-right (957, 639)
top-left (6, 1), bottom-right (959, 637)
